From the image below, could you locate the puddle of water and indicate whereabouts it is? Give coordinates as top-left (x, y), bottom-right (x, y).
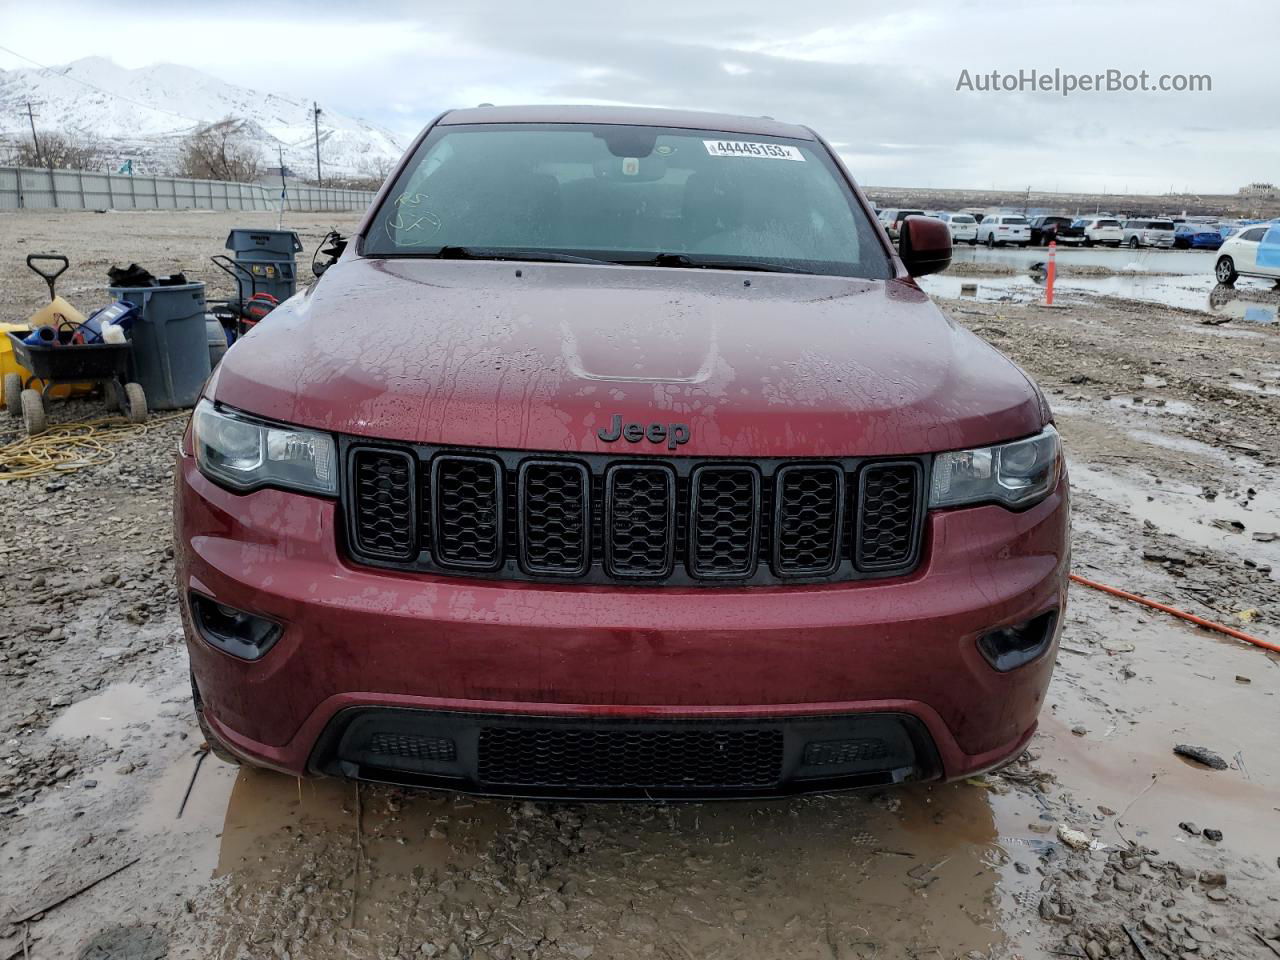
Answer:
top-left (1125, 428), bottom-right (1235, 465)
top-left (48, 683), bottom-right (163, 749)
top-left (1106, 395), bottom-right (1197, 416)
top-left (1068, 461), bottom-right (1280, 575)
top-left (1045, 599), bottom-right (1280, 863)
top-left (923, 269), bottom-right (1280, 317)
top-left (950, 245), bottom-right (1214, 275)
top-left (1228, 380), bottom-right (1280, 396)
top-left (162, 761), bottom-right (1053, 958)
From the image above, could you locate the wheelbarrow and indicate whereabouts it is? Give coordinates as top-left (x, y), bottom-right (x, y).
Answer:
top-left (3, 255), bottom-right (146, 436)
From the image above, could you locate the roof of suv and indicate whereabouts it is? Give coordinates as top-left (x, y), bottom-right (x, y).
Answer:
top-left (439, 104), bottom-right (816, 140)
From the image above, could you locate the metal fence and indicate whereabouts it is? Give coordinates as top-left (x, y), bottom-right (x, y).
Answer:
top-left (0, 165), bottom-right (375, 213)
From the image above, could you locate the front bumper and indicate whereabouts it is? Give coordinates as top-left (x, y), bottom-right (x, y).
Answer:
top-left (176, 455), bottom-right (1069, 795)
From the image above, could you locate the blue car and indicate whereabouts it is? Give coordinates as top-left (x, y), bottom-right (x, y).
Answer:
top-left (1174, 223), bottom-right (1224, 250)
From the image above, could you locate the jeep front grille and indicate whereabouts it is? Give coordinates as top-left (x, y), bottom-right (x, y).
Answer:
top-left (342, 443), bottom-right (925, 586)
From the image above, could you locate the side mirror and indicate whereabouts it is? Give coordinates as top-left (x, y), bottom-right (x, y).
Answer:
top-left (899, 216), bottom-right (952, 277)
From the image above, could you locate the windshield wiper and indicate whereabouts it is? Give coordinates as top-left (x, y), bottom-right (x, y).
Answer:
top-left (430, 245), bottom-right (613, 266)
top-left (632, 253), bottom-right (815, 275)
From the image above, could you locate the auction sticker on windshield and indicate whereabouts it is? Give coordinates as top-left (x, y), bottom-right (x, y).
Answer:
top-left (703, 140), bottom-right (805, 161)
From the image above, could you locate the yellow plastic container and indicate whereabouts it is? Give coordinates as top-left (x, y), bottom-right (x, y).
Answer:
top-left (1, 297), bottom-right (97, 404)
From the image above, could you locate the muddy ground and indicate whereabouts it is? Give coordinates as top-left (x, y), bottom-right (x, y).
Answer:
top-left (0, 211), bottom-right (1277, 960)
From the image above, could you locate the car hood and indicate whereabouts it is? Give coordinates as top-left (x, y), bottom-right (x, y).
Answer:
top-left (212, 258), bottom-right (1043, 457)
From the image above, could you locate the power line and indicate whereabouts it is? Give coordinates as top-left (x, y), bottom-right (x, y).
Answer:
top-left (0, 43), bottom-right (206, 127)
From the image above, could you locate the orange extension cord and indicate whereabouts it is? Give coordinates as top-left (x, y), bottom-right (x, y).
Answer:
top-left (1070, 573), bottom-right (1280, 654)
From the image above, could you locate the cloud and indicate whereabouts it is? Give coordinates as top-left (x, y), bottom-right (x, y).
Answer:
top-left (1, 0), bottom-right (1276, 191)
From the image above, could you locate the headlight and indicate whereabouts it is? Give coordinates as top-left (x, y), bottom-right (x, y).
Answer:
top-left (192, 399), bottom-right (336, 496)
top-left (929, 425), bottom-right (1060, 509)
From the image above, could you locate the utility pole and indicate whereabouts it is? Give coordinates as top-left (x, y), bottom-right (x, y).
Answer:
top-left (25, 102), bottom-right (42, 165)
top-left (312, 102), bottom-right (323, 188)
top-left (278, 144), bottom-right (287, 229)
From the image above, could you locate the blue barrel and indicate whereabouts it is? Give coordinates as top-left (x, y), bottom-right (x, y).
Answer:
top-left (225, 229), bottom-right (303, 304)
top-left (109, 282), bottom-right (210, 410)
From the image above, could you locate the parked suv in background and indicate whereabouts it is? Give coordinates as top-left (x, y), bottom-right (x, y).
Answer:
top-left (977, 215), bottom-right (1031, 247)
top-left (1122, 219), bottom-right (1176, 248)
top-left (177, 105), bottom-right (1068, 799)
top-left (878, 208), bottom-right (927, 242)
top-left (1029, 216), bottom-right (1084, 246)
top-left (933, 212), bottom-right (979, 245)
top-left (1077, 217), bottom-right (1123, 247)
top-left (1215, 225), bottom-right (1280, 285)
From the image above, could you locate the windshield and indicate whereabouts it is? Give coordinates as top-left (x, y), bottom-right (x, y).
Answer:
top-left (365, 123), bottom-right (891, 278)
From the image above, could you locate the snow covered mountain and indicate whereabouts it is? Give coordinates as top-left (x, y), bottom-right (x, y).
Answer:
top-left (0, 57), bottom-right (407, 180)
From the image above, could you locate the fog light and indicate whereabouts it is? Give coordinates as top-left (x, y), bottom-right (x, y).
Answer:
top-left (189, 592), bottom-right (282, 661)
top-left (978, 611), bottom-right (1057, 671)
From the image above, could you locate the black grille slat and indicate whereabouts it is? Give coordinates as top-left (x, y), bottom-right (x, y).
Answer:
top-left (690, 466), bottom-right (759, 578)
top-left (432, 455), bottom-right (503, 570)
top-left (773, 465), bottom-right (843, 576)
top-left (350, 448), bottom-right (416, 560)
top-left (345, 444), bottom-right (924, 584)
top-left (366, 732), bottom-right (457, 763)
top-left (605, 465), bottom-right (675, 578)
top-left (477, 726), bottom-right (783, 788)
top-left (520, 460), bottom-right (590, 576)
top-left (857, 463), bottom-right (922, 571)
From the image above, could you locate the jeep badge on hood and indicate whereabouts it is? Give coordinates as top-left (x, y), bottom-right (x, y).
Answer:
top-left (598, 414), bottom-right (691, 450)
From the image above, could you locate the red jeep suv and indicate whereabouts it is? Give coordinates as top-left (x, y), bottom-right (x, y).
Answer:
top-left (176, 105), bottom-right (1068, 798)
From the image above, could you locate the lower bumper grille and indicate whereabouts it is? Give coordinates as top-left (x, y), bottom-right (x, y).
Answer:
top-left (478, 726), bottom-right (783, 789)
top-left (312, 709), bottom-right (938, 798)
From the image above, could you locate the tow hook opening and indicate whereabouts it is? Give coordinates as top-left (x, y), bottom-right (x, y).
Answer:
top-left (977, 610), bottom-right (1058, 672)
top-left (189, 592), bottom-right (282, 661)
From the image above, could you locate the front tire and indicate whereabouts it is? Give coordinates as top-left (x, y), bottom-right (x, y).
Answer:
top-left (985, 233), bottom-right (995, 248)
top-left (1129, 237), bottom-right (1141, 248)
top-left (3, 373), bottom-right (21, 416)
top-left (1083, 237), bottom-right (1093, 247)
top-left (1215, 256), bottom-right (1238, 285)
top-left (123, 382), bottom-right (148, 424)
top-left (20, 389), bottom-right (46, 436)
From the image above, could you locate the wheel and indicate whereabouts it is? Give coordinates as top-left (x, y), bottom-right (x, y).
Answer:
top-left (3, 373), bottom-right (21, 416)
top-left (985, 233), bottom-right (995, 248)
top-left (968, 238), bottom-right (977, 246)
top-left (1128, 237), bottom-right (1140, 248)
top-left (123, 382), bottom-right (147, 424)
top-left (103, 380), bottom-right (120, 413)
top-left (1083, 237), bottom-right (1093, 247)
top-left (1215, 256), bottom-right (1237, 285)
top-left (20, 389), bottom-right (47, 435)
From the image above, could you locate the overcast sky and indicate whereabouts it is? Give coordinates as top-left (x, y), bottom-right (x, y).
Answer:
top-left (1, 0), bottom-right (1276, 193)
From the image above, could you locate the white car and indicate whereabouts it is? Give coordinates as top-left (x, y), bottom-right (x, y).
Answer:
top-left (877, 208), bottom-right (926, 242)
top-left (932, 212), bottom-right (979, 245)
top-left (977, 215), bottom-right (1030, 247)
top-left (1214, 224), bottom-right (1280, 285)
top-left (1122, 219), bottom-right (1176, 248)
top-left (1078, 217), bottom-right (1123, 247)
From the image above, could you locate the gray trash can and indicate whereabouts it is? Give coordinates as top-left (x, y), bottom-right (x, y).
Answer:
top-left (225, 229), bottom-right (303, 304)
top-left (109, 282), bottom-right (210, 410)
top-left (206, 316), bottom-right (229, 369)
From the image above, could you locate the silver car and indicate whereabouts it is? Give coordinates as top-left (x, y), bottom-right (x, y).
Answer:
top-left (1122, 219), bottom-right (1176, 249)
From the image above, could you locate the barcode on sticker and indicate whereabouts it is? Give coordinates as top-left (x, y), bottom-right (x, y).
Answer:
top-left (703, 140), bottom-right (805, 161)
